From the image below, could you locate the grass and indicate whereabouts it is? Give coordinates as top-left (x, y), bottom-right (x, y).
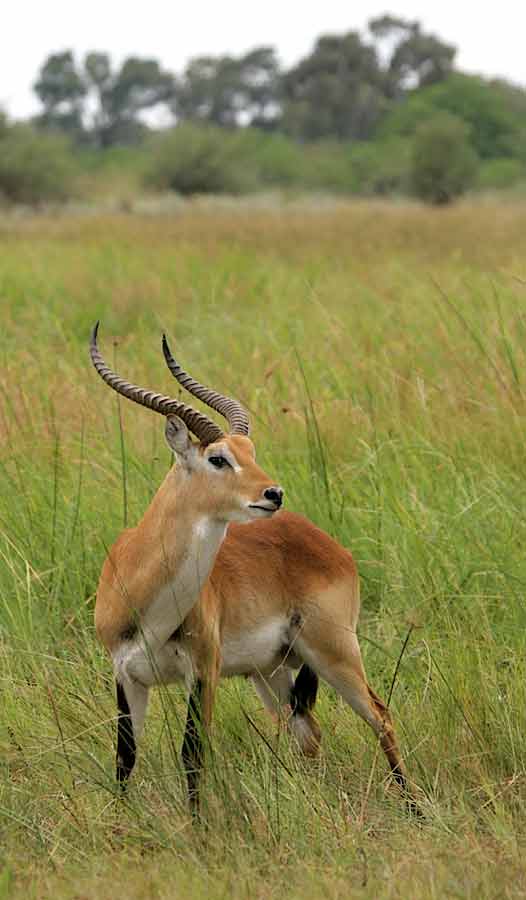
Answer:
top-left (1, 198), bottom-right (526, 898)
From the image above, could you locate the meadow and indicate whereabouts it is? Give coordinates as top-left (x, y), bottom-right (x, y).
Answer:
top-left (1, 199), bottom-right (526, 898)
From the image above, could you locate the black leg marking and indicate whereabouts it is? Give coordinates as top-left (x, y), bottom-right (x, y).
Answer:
top-left (290, 664), bottom-right (319, 715)
top-left (182, 680), bottom-right (204, 814)
top-left (116, 680), bottom-right (136, 789)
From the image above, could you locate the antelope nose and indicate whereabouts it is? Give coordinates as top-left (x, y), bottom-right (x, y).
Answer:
top-left (264, 487), bottom-right (283, 508)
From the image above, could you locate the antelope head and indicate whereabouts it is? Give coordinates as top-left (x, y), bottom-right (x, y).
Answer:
top-left (89, 324), bottom-right (283, 525)
top-left (161, 333), bottom-right (283, 522)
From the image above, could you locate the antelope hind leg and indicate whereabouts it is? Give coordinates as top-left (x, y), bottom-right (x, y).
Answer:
top-left (296, 632), bottom-right (418, 806)
top-left (252, 666), bottom-right (321, 757)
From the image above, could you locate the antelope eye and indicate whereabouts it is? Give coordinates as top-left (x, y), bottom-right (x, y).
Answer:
top-left (208, 455), bottom-right (229, 469)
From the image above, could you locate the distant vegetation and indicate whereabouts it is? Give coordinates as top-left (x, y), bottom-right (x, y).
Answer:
top-left (1, 15), bottom-right (526, 205)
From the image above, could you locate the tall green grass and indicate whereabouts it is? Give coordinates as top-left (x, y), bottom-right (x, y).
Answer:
top-left (1, 200), bottom-right (526, 898)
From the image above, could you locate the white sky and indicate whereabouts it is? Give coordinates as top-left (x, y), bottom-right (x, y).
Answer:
top-left (3, 1), bottom-right (525, 119)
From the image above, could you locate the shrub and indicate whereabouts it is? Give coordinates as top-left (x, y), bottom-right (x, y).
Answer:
top-left (411, 113), bottom-right (479, 205)
top-left (239, 132), bottom-right (356, 193)
top-left (146, 126), bottom-right (359, 196)
top-left (349, 138), bottom-right (411, 195)
top-left (477, 157), bottom-right (525, 190)
top-left (300, 142), bottom-right (355, 192)
top-left (381, 74), bottom-right (520, 160)
top-left (247, 133), bottom-right (310, 188)
top-left (0, 124), bottom-right (77, 205)
top-left (145, 124), bottom-right (258, 195)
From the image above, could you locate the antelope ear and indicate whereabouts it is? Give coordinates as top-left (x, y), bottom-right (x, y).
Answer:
top-left (164, 415), bottom-right (196, 466)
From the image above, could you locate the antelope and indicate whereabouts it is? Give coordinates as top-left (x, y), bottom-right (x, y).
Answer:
top-left (91, 324), bottom-right (415, 813)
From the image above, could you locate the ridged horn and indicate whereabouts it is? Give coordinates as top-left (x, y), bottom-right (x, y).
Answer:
top-left (89, 323), bottom-right (224, 446)
top-left (162, 334), bottom-right (250, 436)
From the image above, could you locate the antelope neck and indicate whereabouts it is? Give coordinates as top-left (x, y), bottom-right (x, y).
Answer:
top-left (132, 467), bottom-right (228, 651)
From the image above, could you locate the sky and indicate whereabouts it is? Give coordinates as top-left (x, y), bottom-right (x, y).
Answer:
top-left (3, 0), bottom-right (525, 119)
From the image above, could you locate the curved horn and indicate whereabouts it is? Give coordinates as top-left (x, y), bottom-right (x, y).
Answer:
top-left (162, 334), bottom-right (250, 436)
top-left (89, 323), bottom-right (224, 446)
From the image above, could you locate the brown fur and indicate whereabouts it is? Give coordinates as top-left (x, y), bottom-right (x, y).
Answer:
top-left (95, 435), bottom-right (278, 649)
top-left (96, 436), bottom-right (414, 806)
top-left (197, 510), bottom-right (359, 645)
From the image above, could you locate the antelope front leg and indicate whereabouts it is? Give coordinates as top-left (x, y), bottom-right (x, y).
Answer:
top-left (181, 680), bottom-right (205, 814)
top-left (115, 678), bottom-right (149, 789)
top-left (181, 640), bottom-right (221, 815)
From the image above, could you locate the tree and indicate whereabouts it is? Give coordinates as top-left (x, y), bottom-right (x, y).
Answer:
top-left (381, 74), bottom-right (522, 159)
top-left (88, 55), bottom-right (175, 146)
top-left (411, 113), bottom-right (479, 204)
top-left (175, 55), bottom-right (243, 126)
top-left (0, 124), bottom-right (76, 205)
top-left (174, 47), bottom-right (280, 128)
top-left (237, 47), bottom-right (281, 127)
top-left (369, 16), bottom-right (456, 96)
top-left (107, 58), bottom-right (174, 120)
top-left (84, 52), bottom-right (113, 141)
top-left (34, 51), bottom-right (175, 146)
top-left (281, 32), bottom-right (386, 140)
top-left (33, 51), bottom-right (86, 138)
top-left (488, 79), bottom-right (526, 160)
top-left (0, 110), bottom-right (8, 139)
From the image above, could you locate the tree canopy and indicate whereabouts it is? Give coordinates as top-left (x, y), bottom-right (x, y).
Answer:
top-left (31, 16), bottom-right (459, 146)
top-left (381, 73), bottom-right (523, 159)
top-left (174, 47), bottom-right (280, 129)
top-left (18, 13), bottom-right (526, 205)
top-left (33, 51), bottom-right (174, 146)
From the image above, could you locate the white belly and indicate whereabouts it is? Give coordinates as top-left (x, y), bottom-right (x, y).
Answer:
top-left (220, 618), bottom-right (291, 676)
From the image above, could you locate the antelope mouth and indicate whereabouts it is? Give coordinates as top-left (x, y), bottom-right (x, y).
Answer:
top-left (248, 503), bottom-right (279, 515)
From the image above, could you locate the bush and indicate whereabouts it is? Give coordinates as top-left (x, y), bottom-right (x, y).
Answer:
top-left (349, 138), bottom-right (411, 195)
top-left (247, 133), bottom-right (410, 196)
top-left (381, 74), bottom-right (520, 160)
top-left (238, 132), bottom-right (356, 193)
top-left (300, 142), bottom-right (355, 192)
top-left (145, 124), bottom-right (258, 195)
top-left (0, 124), bottom-right (77, 205)
top-left (477, 157), bottom-right (525, 190)
top-left (411, 113), bottom-right (479, 205)
top-left (245, 132), bottom-right (312, 189)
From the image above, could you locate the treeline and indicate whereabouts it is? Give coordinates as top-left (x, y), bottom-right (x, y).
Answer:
top-left (1, 15), bottom-right (526, 205)
top-left (30, 17), bottom-right (457, 146)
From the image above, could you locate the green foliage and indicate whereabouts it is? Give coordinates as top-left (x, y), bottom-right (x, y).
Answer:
top-left (143, 126), bottom-right (409, 196)
top-left (243, 132), bottom-right (304, 187)
top-left (349, 137), bottom-right (411, 194)
top-left (33, 51), bottom-right (174, 147)
top-left (30, 18), bottom-right (459, 148)
top-left (175, 47), bottom-right (280, 128)
top-left (369, 15), bottom-right (456, 92)
top-left (282, 32), bottom-right (386, 141)
top-left (33, 50), bottom-right (86, 139)
top-left (249, 134), bottom-right (355, 192)
top-left (478, 157), bottom-right (525, 190)
top-left (382, 73), bottom-right (521, 159)
top-left (145, 124), bottom-right (258, 195)
top-left (0, 124), bottom-right (77, 205)
top-left (24, 29), bottom-right (526, 198)
top-left (280, 19), bottom-right (456, 141)
top-left (488, 79), bottom-right (526, 160)
top-left (411, 113), bottom-right (479, 204)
